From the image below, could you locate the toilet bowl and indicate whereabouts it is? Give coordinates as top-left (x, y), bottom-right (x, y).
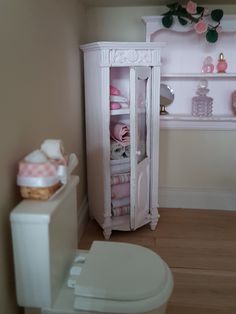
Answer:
top-left (10, 176), bottom-right (173, 314)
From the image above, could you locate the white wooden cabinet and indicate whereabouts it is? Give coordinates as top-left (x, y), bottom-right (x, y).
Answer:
top-left (81, 42), bottom-right (164, 239)
top-left (143, 15), bottom-right (236, 130)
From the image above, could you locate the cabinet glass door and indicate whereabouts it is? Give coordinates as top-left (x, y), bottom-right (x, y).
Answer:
top-left (130, 66), bottom-right (151, 230)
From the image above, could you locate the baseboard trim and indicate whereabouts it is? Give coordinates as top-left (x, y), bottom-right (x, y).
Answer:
top-left (159, 186), bottom-right (236, 210)
top-left (77, 196), bottom-right (89, 241)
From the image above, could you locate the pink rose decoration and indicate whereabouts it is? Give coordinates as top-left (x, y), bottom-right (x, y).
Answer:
top-left (194, 20), bottom-right (208, 34)
top-left (186, 1), bottom-right (197, 14)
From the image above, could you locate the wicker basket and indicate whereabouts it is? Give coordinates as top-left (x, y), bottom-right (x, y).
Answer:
top-left (20, 182), bottom-right (62, 201)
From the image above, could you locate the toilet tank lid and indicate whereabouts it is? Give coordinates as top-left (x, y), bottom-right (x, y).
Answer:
top-left (10, 176), bottom-right (79, 224)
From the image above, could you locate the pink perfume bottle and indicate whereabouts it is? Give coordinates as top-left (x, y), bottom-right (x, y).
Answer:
top-left (217, 53), bottom-right (228, 73)
top-left (202, 56), bottom-right (214, 73)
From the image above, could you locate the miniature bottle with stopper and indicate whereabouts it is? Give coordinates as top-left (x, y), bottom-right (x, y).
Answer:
top-left (217, 53), bottom-right (228, 73)
top-left (192, 80), bottom-right (213, 117)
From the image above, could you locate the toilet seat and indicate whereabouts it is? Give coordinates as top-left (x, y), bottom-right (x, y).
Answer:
top-left (73, 241), bottom-right (173, 313)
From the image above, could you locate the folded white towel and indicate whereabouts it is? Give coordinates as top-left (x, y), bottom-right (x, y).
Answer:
top-left (120, 103), bottom-right (129, 109)
top-left (110, 95), bottom-right (128, 103)
top-left (110, 141), bottom-right (126, 160)
top-left (24, 150), bottom-right (48, 163)
top-left (41, 139), bottom-right (64, 160)
top-left (111, 197), bottom-right (130, 208)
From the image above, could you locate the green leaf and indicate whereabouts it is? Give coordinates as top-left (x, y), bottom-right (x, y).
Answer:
top-left (180, 7), bottom-right (187, 14)
top-left (162, 15), bottom-right (173, 28)
top-left (175, 4), bottom-right (184, 15)
top-left (206, 29), bottom-right (218, 43)
top-left (196, 6), bottom-right (204, 14)
top-left (178, 16), bottom-right (188, 26)
top-left (211, 9), bottom-right (224, 22)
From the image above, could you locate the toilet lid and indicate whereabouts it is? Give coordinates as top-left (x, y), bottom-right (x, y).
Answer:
top-left (74, 241), bottom-right (169, 301)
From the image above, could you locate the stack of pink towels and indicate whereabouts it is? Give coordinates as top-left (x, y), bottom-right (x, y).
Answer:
top-left (110, 122), bottom-right (130, 159)
top-left (110, 85), bottom-right (129, 110)
top-left (111, 173), bottom-right (130, 217)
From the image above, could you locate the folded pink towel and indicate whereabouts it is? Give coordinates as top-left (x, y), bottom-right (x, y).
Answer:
top-left (110, 102), bottom-right (121, 110)
top-left (112, 205), bottom-right (130, 217)
top-left (110, 123), bottom-right (130, 147)
top-left (110, 85), bottom-right (121, 96)
top-left (111, 182), bottom-right (130, 199)
top-left (111, 173), bottom-right (130, 185)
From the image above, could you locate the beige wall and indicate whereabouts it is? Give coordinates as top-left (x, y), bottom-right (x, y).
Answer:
top-left (0, 0), bottom-right (86, 313)
top-left (86, 6), bottom-right (163, 42)
top-left (85, 4), bottom-right (236, 197)
top-left (159, 130), bottom-right (236, 189)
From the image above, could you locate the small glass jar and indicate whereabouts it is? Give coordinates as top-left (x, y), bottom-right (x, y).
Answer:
top-left (202, 56), bottom-right (214, 73)
top-left (192, 80), bottom-right (213, 117)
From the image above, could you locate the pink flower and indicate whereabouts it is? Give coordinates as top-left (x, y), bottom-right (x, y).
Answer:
top-left (216, 25), bottom-right (222, 33)
top-left (194, 20), bottom-right (208, 34)
top-left (186, 1), bottom-right (197, 14)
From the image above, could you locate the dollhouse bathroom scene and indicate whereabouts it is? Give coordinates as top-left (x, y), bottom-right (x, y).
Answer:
top-left (1, 1), bottom-right (236, 314)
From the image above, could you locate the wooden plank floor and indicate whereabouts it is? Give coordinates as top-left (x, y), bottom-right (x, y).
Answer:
top-left (78, 208), bottom-right (236, 314)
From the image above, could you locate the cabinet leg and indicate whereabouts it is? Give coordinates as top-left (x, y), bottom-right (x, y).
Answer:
top-left (102, 216), bottom-right (112, 240)
top-left (103, 228), bottom-right (112, 240)
top-left (150, 208), bottom-right (160, 231)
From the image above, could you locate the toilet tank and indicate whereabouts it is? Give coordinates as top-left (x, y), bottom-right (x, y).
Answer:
top-left (10, 176), bottom-right (79, 308)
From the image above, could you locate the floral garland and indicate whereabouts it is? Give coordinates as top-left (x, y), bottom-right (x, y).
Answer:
top-left (162, 1), bottom-right (224, 43)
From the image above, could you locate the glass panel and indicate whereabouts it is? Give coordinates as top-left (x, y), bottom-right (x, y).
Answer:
top-left (109, 67), bottom-right (131, 221)
top-left (136, 76), bottom-right (148, 164)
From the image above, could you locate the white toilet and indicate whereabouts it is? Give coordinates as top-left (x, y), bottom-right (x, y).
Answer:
top-left (10, 176), bottom-right (173, 314)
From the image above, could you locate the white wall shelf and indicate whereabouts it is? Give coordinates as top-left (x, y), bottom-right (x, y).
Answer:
top-left (143, 15), bottom-right (236, 130)
top-left (142, 15), bottom-right (236, 41)
top-left (160, 114), bottom-right (236, 130)
top-left (162, 73), bottom-right (236, 79)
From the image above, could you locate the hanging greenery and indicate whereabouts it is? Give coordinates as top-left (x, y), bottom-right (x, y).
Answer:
top-left (162, 1), bottom-right (224, 43)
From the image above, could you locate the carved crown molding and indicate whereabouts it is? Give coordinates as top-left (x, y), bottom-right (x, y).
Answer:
top-left (109, 49), bottom-right (152, 66)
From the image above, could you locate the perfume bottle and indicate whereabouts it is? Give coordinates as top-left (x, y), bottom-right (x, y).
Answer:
top-left (217, 53), bottom-right (228, 73)
top-left (202, 56), bottom-right (214, 73)
top-left (192, 80), bottom-right (213, 117)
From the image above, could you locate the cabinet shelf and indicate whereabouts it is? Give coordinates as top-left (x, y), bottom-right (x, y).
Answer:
top-left (110, 108), bottom-right (130, 115)
top-left (110, 108), bottom-right (146, 115)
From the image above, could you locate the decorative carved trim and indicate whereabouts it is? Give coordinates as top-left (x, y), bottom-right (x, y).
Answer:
top-left (142, 15), bottom-right (236, 42)
top-left (109, 49), bottom-right (154, 66)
